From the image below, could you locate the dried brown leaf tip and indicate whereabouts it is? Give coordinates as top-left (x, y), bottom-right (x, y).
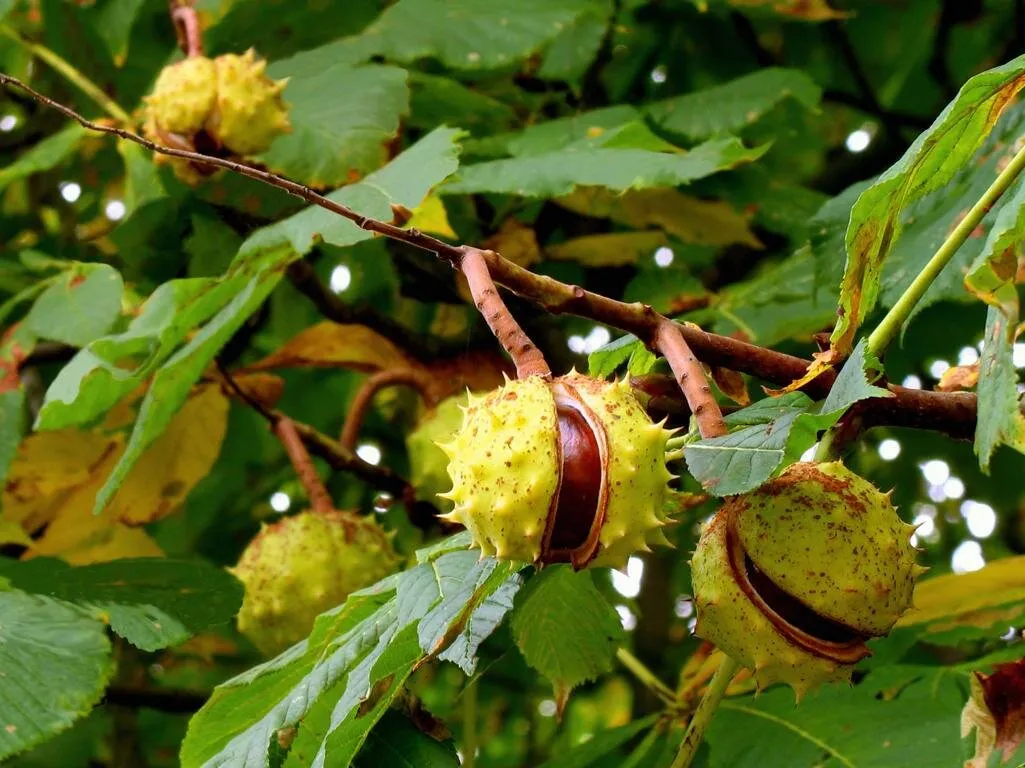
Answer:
top-left (962, 658), bottom-right (1025, 768)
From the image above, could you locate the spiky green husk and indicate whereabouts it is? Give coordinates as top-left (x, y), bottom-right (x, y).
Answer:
top-left (213, 50), bottom-right (291, 155)
top-left (439, 373), bottom-right (675, 568)
top-left (145, 56), bottom-right (217, 136)
top-left (736, 461), bottom-right (917, 635)
top-left (231, 510), bottom-right (399, 656)
top-left (691, 509), bottom-right (850, 699)
top-left (407, 394), bottom-right (468, 511)
top-left (691, 461), bottom-right (919, 698)
top-left (559, 373), bottom-right (675, 568)
top-left (439, 376), bottom-right (558, 563)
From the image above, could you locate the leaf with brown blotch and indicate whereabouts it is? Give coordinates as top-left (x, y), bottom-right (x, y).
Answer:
top-left (937, 364), bottom-right (980, 392)
top-left (219, 372), bottom-right (285, 410)
top-left (710, 366), bottom-right (750, 406)
top-left (2, 384), bottom-right (228, 561)
top-left (830, 56), bottom-right (1025, 360)
top-left (961, 658), bottom-right (1025, 768)
top-left (242, 322), bottom-right (415, 373)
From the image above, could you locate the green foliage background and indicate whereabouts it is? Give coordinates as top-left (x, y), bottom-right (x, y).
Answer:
top-left (1, 0), bottom-right (1024, 766)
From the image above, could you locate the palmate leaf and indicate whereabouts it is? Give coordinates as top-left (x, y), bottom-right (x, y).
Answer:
top-left (647, 68), bottom-right (822, 141)
top-left (443, 137), bottom-right (769, 198)
top-left (30, 128), bottom-right (462, 513)
top-left (705, 672), bottom-right (963, 768)
top-left (829, 53), bottom-right (1025, 360)
top-left (0, 557), bottom-right (243, 652)
top-left (510, 567), bottom-right (624, 693)
top-left (180, 536), bottom-right (522, 768)
top-left (22, 263), bottom-right (123, 348)
top-left (684, 341), bottom-right (891, 495)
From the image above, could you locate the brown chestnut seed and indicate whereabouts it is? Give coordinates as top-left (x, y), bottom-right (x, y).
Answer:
top-left (542, 383), bottom-right (610, 568)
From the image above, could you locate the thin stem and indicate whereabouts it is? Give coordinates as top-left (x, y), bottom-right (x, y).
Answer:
top-left (459, 247), bottom-right (551, 379)
top-left (0, 27), bottom-right (134, 124)
top-left (462, 679), bottom-right (478, 768)
top-left (615, 647), bottom-right (677, 704)
top-left (274, 417), bottom-right (334, 515)
top-left (340, 368), bottom-right (438, 449)
top-left (170, 4), bottom-right (203, 57)
top-left (867, 139), bottom-right (1025, 359)
top-left (655, 321), bottom-right (727, 439)
top-left (670, 656), bottom-right (739, 768)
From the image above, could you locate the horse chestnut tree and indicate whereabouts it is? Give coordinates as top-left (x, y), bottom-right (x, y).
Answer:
top-left (0, 2), bottom-right (1023, 767)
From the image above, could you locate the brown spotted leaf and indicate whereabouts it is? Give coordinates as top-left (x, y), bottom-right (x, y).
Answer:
top-left (830, 54), bottom-right (1025, 360)
top-left (961, 658), bottom-right (1025, 768)
top-left (937, 364), bottom-right (980, 392)
top-left (710, 366), bottom-right (751, 406)
top-left (244, 322), bottom-right (416, 373)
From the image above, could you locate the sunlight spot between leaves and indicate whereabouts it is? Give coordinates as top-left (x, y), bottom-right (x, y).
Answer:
top-left (650, 65), bottom-right (668, 84)
top-left (357, 443), bottom-right (382, 466)
top-left (674, 595), bottom-right (694, 618)
top-left (845, 128), bottom-right (871, 153)
top-left (0, 114), bottom-right (17, 132)
top-left (920, 459), bottom-right (950, 486)
top-left (611, 556), bottom-right (644, 598)
top-left (1014, 343), bottom-right (1025, 368)
top-left (105, 200), bottom-right (126, 221)
top-left (59, 181), bottom-right (81, 203)
top-left (961, 500), bottom-right (996, 539)
top-left (951, 540), bottom-right (985, 573)
top-left (928, 359), bottom-right (950, 379)
top-left (568, 326), bottom-right (611, 355)
top-left (902, 374), bottom-right (922, 389)
top-left (654, 246), bottom-right (674, 267)
top-left (800, 443), bottom-right (818, 462)
top-left (958, 346), bottom-right (980, 366)
top-left (538, 699), bottom-right (557, 718)
top-left (269, 492), bottom-right (291, 513)
top-left (943, 477), bottom-right (965, 500)
top-left (330, 264), bottom-right (352, 294)
top-left (616, 605), bottom-right (637, 631)
top-left (878, 438), bottom-right (901, 461)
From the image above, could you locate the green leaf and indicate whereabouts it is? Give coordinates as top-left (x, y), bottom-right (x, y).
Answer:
top-left (473, 105), bottom-right (642, 158)
top-left (353, 710), bottom-right (459, 768)
top-left (831, 53), bottom-right (1025, 357)
top-left (510, 567), bottom-right (624, 691)
top-left (408, 72), bottom-right (518, 136)
top-left (242, 126), bottom-right (464, 257)
top-left (0, 557), bottom-right (244, 652)
top-left (341, 0), bottom-right (595, 71)
top-left (975, 304), bottom-right (1025, 470)
top-left (117, 139), bottom-right (166, 216)
top-left (22, 264), bottom-right (123, 348)
top-left (93, 0), bottom-right (146, 65)
top-left (647, 68), bottom-right (821, 140)
top-left (443, 137), bottom-right (769, 197)
top-left (705, 673), bottom-right (963, 767)
top-left (0, 592), bottom-right (113, 761)
top-left (0, 388), bottom-right (25, 494)
top-left (537, 1), bottom-right (611, 84)
top-left (181, 543), bottom-right (520, 768)
top-left (965, 174), bottom-right (1025, 315)
top-left (0, 125), bottom-right (86, 193)
top-left (588, 333), bottom-right (644, 377)
top-left (685, 342), bottom-right (891, 496)
top-left (36, 276), bottom-right (235, 430)
top-left (536, 715), bottom-right (659, 768)
top-left (260, 59), bottom-right (409, 187)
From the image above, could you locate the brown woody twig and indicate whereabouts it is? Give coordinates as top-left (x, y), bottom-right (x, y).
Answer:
top-left (274, 416), bottom-right (334, 515)
top-left (169, 1), bottom-right (203, 58)
top-left (459, 246), bottom-right (551, 380)
top-left (0, 73), bottom-right (999, 444)
top-left (340, 368), bottom-right (439, 449)
top-left (655, 322), bottom-right (727, 438)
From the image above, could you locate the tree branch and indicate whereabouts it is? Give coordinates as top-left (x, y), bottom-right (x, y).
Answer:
top-left (340, 368), bottom-right (438, 449)
top-left (655, 322), bottom-right (727, 438)
top-left (0, 73), bottom-right (1003, 444)
top-left (169, 0), bottom-right (203, 58)
top-left (459, 246), bottom-right (551, 379)
top-left (274, 416), bottom-right (334, 515)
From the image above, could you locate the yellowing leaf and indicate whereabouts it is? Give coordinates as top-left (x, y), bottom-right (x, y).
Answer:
top-left (406, 193), bottom-right (456, 238)
top-left (898, 555), bottom-right (1025, 630)
top-left (0, 519), bottom-right (30, 547)
top-left (937, 363), bottom-right (979, 392)
top-left (2, 429), bottom-right (120, 534)
top-left (482, 219), bottom-right (542, 269)
top-left (225, 372), bottom-right (285, 410)
top-left (244, 322), bottom-right (415, 373)
top-left (107, 384), bottom-right (229, 525)
top-left (557, 187), bottom-right (762, 249)
top-left (546, 232), bottom-right (670, 267)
